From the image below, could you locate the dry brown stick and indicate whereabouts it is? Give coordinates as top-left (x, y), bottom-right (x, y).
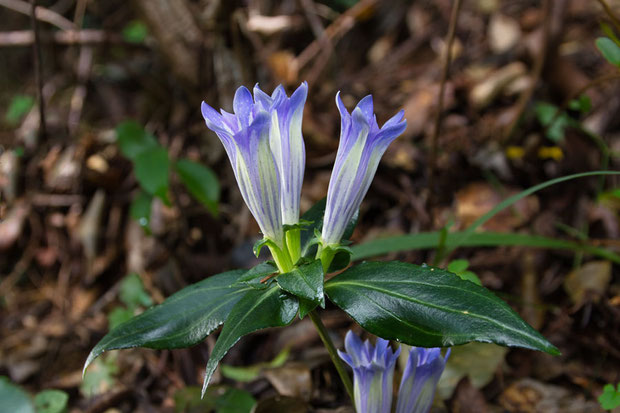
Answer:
top-left (0, 0), bottom-right (75, 30)
top-left (293, 0), bottom-right (378, 70)
top-left (427, 0), bottom-right (462, 207)
top-left (30, 0), bottom-right (46, 141)
top-left (0, 29), bottom-right (126, 47)
top-left (503, 0), bottom-right (552, 141)
top-left (68, 46), bottom-right (93, 136)
top-left (596, 0), bottom-right (620, 30)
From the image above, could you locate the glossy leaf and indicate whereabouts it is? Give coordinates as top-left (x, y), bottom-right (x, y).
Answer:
top-left (134, 146), bottom-right (170, 203)
top-left (235, 261), bottom-right (278, 288)
top-left (325, 261), bottom-right (559, 354)
top-left (277, 259), bottom-right (324, 307)
top-left (201, 285), bottom-right (299, 396)
top-left (84, 269), bottom-right (250, 373)
top-left (116, 121), bottom-right (158, 160)
top-left (299, 198), bottom-right (358, 271)
top-left (0, 376), bottom-right (34, 413)
top-left (175, 159), bottom-right (220, 216)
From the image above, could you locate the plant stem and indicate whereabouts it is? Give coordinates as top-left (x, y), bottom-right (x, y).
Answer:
top-left (285, 228), bottom-right (301, 265)
top-left (268, 244), bottom-right (294, 274)
top-left (308, 310), bottom-right (354, 401)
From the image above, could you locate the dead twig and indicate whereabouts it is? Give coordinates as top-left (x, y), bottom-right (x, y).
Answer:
top-left (293, 0), bottom-right (378, 71)
top-left (596, 0), bottom-right (620, 30)
top-left (68, 46), bottom-right (93, 136)
top-left (427, 0), bottom-right (462, 210)
top-left (0, 0), bottom-right (75, 30)
top-left (0, 29), bottom-right (127, 47)
top-left (30, 0), bottom-right (46, 141)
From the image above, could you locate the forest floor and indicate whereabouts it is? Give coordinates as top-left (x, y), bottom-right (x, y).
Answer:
top-left (1, 0), bottom-right (620, 412)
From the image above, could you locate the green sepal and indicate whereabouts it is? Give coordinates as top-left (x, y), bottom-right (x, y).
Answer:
top-left (282, 219), bottom-right (314, 232)
top-left (276, 259), bottom-right (325, 307)
top-left (201, 285), bottom-right (299, 397)
top-left (299, 198), bottom-right (359, 258)
top-left (253, 238), bottom-right (275, 258)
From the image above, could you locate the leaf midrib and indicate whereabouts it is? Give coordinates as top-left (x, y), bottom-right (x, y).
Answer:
top-left (327, 276), bottom-right (518, 324)
top-left (326, 280), bottom-right (540, 344)
top-left (96, 287), bottom-right (250, 352)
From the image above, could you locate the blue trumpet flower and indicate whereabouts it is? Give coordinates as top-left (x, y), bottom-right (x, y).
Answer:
top-left (253, 82), bottom-right (308, 228)
top-left (201, 86), bottom-right (284, 248)
top-left (396, 347), bottom-right (450, 413)
top-left (253, 82), bottom-right (308, 262)
top-left (339, 331), bottom-right (449, 413)
top-left (321, 93), bottom-right (407, 247)
top-left (338, 331), bottom-right (401, 413)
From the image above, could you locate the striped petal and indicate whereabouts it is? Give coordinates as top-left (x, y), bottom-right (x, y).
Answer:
top-left (322, 94), bottom-right (407, 246)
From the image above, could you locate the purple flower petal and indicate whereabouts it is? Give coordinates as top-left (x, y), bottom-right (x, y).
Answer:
top-left (322, 95), bottom-right (406, 245)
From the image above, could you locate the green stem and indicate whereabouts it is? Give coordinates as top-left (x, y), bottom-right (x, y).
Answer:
top-left (285, 228), bottom-right (301, 265)
top-left (308, 310), bottom-right (354, 402)
top-left (268, 244), bottom-right (294, 274)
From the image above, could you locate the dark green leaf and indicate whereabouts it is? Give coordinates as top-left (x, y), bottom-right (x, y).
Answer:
top-left (84, 269), bottom-right (250, 373)
top-left (119, 273), bottom-right (152, 309)
top-left (299, 198), bottom-right (358, 271)
top-left (277, 260), bottom-right (324, 307)
top-left (34, 390), bottom-right (68, 413)
top-left (596, 37), bottom-right (620, 67)
top-left (5, 95), bottom-right (34, 125)
top-left (201, 285), bottom-right (299, 396)
top-left (0, 376), bottom-right (34, 413)
top-left (298, 298), bottom-right (318, 320)
top-left (116, 121), bottom-right (158, 160)
top-left (134, 146), bottom-right (170, 203)
top-left (235, 261), bottom-right (278, 288)
top-left (175, 159), bottom-right (220, 216)
top-left (325, 261), bottom-right (559, 354)
top-left (129, 191), bottom-right (152, 232)
top-left (122, 20), bottom-right (148, 43)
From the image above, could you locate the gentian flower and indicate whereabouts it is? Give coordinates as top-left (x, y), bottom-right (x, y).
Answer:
top-left (253, 82), bottom-right (308, 262)
top-left (321, 93), bottom-right (407, 247)
top-left (201, 86), bottom-right (284, 248)
top-left (338, 331), bottom-right (401, 413)
top-left (253, 82), bottom-right (308, 228)
top-left (395, 347), bottom-right (450, 413)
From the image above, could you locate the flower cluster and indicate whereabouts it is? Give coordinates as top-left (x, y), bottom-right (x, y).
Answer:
top-left (339, 331), bottom-right (450, 413)
top-left (201, 83), bottom-right (406, 273)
